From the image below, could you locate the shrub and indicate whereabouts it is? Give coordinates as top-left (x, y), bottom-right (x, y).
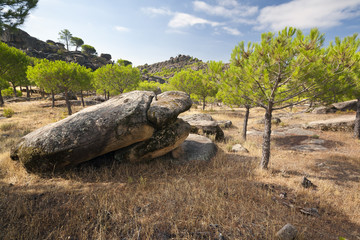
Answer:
top-left (3, 108), bottom-right (15, 118)
top-left (1, 87), bottom-right (22, 97)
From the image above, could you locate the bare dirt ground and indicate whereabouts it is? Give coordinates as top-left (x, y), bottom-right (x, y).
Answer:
top-left (0, 99), bottom-right (359, 240)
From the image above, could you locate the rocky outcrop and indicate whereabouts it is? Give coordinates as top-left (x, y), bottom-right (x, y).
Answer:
top-left (138, 55), bottom-right (204, 77)
top-left (1, 28), bottom-right (112, 70)
top-left (312, 99), bottom-right (358, 114)
top-left (306, 115), bottom-right (355, 131)
top-left (10, 91), bottom-right (192, 173)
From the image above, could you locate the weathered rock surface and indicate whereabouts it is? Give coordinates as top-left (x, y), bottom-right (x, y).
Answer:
top-left (312, 106), bottom-right (335, 114)
top-left (312, 99), bottom-right (358, 114)
top-left (171, 134), bottom-right (217, 161)
top-left (10, 91), bottom-right (192, 173)
top-left (306, 115), bottom-right (355, 131)
top-left (114, 119), bottom-right (190, 162)
top-left (275, 223), bottom-right (298, 240)
top-left (216, 120), bottom-right (232, 129)
top-left (181, 113), bottom-right (214, 122)
top-left (257, 117), bottom-right (281, 125)
top-left (231, 144), bottom-right (249, 153)
top-left (147, 91), bottom-right (192, 127)
top-left (180, 114), bottom-right (225, 141)
top-left (332, 99), bottom-right (357, 111)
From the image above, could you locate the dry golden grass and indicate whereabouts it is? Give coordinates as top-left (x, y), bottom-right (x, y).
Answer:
top-left (0, 100), bottom-right (359, 239)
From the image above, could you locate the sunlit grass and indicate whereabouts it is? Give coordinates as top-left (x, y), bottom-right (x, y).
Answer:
top-left (0, 101), bottom-right (359, 239)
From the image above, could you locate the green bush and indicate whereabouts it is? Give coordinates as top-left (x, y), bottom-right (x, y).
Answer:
top-left (1, 87), bottom-right (22, 97)
top-left (3, 108), bottom-right (15, 118)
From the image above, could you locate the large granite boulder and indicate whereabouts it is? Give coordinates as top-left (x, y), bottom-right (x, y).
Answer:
top-left (10, 91), bottom-right (192, 173)
top-left (180, 114), bottom-right (225, 141)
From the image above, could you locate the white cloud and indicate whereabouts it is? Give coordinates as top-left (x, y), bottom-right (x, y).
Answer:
top-left (115, 26), bottom-right (130, 32)
top-left (193, 0), bottom-right (258, 18)
top-left (168, 13), bottom-right (220, 28)
top-left (217, 0), bottom-right (238, 7)
top-left (256, 0), bottom-right (360, 31)
top-left (141, 7), bottom-right (172, 17)
top-left (222, 26), bottom-right (242, 36)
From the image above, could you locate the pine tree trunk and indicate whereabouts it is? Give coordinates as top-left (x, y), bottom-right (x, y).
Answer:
top-left (202, 96), bottom-right (206, 110)
top-left (26, 86), bottom-right (30, 99)
top-left (107, 91), bottom-right (110, 100)
top-left (13, 85), bottom-right (17, 97)
top-left (0, 91), bottom-right (4, 106)
top-left (51, 90), bottom-right (55, 108)
top-left (260, 103), bottom-right (273, 169)
top-left (242, 105), bottom-right (250, 141)
top-left (80, 90), bottom-right (85, 107)
top-left (40, 88), bottom-right (45, 98)
top-left (354, 98), bottom-right (360, 139)
top-left (64, 89), bottom-right (72, 115)
top-left (104, 90), bottom-right (107, 99)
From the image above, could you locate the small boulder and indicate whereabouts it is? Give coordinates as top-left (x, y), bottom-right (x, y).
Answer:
top-left (231, 144), bottom-right (249, 153)
top-left (312, 106), bottom-right (335, 114)
top-left (301, 177), bottom-right (316, 189)
top-left (171, 134), bottom-right (217, 161)
top-left (257, 117), bottom-right (281, 125)
top-left (275, 223), bottom-right (298, 240)
top-left (180, 114), bottom-right (225, 141)
top-left (216, 120), bottom-right (232, 129)
top-left (181, 113), bottom-right (213, 122)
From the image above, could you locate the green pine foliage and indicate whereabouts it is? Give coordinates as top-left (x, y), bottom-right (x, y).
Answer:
top-left (0, 0), bottom-right (38, 32)
top-left (93, 62), bottom-right (141, 96)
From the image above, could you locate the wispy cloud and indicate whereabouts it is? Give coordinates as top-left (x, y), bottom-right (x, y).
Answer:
top-left (169, 12), bottom-right (220, 28)
top-left (141, 7), bottom-right (172, 17)
top-left (256, 0), bottom-right (360, 31)
top-left (193, 0), bottom-right (258, 18)
top-left (115, 26), bottom-right (130, 32)
top-left (222, 26), bottom-right (242, 36)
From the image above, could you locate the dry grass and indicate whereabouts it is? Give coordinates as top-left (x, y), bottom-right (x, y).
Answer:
top-left (0, 100), bottom-right (359, 240)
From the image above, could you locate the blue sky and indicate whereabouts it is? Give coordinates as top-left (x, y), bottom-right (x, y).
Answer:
top-left (21, 0), bottom-right (360, 66)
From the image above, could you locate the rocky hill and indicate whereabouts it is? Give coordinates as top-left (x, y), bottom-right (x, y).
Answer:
top-left (138, 54), bottom-right (208, 82)
top-left (1, 28), bottom-right (112, 70)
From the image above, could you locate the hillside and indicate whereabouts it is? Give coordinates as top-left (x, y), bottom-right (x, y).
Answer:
top-left (138, 54), bottom-right (208, 81)
top-left (1, 28), bottom-right (112, 70)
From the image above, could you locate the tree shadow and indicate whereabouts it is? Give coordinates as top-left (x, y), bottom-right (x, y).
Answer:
top-left (273, 135), bottom-right (344, 150)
